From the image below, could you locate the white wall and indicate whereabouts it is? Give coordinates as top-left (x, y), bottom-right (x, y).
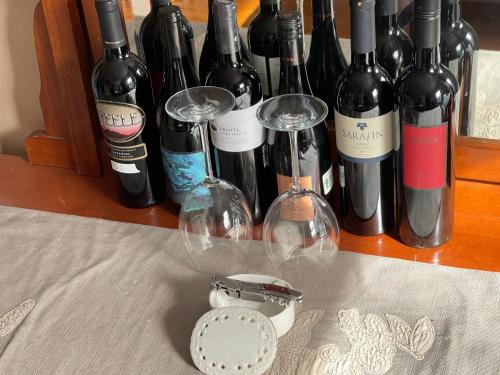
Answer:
top-left (0, 0), bottom-right (44, 157)
top-left (131, 0), bottom-right (150, 17)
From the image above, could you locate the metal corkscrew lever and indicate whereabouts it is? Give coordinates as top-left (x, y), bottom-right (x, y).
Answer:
top-left (209, 276), bottom-right (303, 306)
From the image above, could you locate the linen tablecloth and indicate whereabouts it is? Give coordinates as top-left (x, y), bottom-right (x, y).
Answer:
top-left (0, 206), bottom-right (499, 374)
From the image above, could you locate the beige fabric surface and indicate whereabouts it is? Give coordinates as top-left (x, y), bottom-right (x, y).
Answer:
top-left (0, 205), bottom-right (499, 375)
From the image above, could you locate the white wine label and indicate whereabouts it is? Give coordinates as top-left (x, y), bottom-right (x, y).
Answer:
top-left (210, 98), bottom-right (265, 153)
top-left (339, 164), bottom-right (345, 188)
top-left (249, 53), bottom-right (280, 97)
top-left (322, 165), bottom-right (334, 195)
top-left (96, 101), bottom-right (146, 143)
top-left (334, 110), bottom-right (394, 162)
top-left (110, 160), bottom-right (140, 174)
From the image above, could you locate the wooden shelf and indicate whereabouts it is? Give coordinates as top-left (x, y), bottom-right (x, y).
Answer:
top-left (1, 154), bottom-right (499, 272)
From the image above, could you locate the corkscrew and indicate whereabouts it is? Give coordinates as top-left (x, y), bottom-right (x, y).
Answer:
top-left (209, 276), bottom-right (303, 307)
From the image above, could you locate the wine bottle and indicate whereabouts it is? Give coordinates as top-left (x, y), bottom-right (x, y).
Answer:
top-left (199, 0), bottom-right (250, 84)
top-left (92, 0), bottom-right (166, 208)
top-left (156, 5), bottom-right (203, 210)
top-left (441, 0), bottom-right (479, 136)
top-left (206, 0), bottom-right (273, 223)
top-left (334, 0), bottom-right (395, 236)
top-left (375, 0), bottom-right (413, 80)
top-left (247, 0), bottom-right (282, 99)
top-left (306, 0), bottom-right (347, 119)
top-left (395, 0), bottom-right (458, 247)
top-left (137, 0), bottom-right (195, 101)
top-left (273, 12), bottom-right (334, 204)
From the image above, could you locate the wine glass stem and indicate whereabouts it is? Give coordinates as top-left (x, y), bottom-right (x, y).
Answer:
top-left (199, 121), bottom-right (216, 182)
top-left (289, 130), bottom-right (301, 191)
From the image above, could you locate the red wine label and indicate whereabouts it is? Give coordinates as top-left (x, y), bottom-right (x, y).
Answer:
top-left (210, 98), bottom-right (265, 152)
top-left (334, 110), bottom-right (394, 162)
top-left (276, 174), bottom-right (314, 222)
top-left (249, 53), bottom-right (280, 97)
top-left (96, 101), bottom-right (146, 143)
top-left (403, 123), bottom-right (447, 190)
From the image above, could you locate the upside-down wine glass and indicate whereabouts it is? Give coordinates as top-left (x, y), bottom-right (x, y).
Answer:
top-left (257, 94), bottom-right (340, 291)
top-left (166, 86), bottom-right (253, 275)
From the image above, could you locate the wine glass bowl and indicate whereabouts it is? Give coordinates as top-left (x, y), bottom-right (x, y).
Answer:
top-left (166, 86), bottom-right (254, 275)
top-left (166, 86), bottom-right (235, 122)
top-left (179, 179), bottom-right (253, 275)
top-left (263, 189), bottom-right (339, 288)
top-left (257, 93), bottom-right (328, 131)
top-left (257, 94), bottom-right (340, 290)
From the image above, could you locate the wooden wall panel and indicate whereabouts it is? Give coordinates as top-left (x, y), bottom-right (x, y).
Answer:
top-left (28, 0), bottom-right (102, 176)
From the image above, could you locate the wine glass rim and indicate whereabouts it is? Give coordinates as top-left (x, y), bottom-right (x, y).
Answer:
top-left (256, 93), bottom-right (329, 132)
top-left (165, 86), bottom-right (236, 123)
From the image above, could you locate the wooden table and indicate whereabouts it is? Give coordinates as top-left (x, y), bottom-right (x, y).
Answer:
top-left (1, 154), bottom-right (499, 272)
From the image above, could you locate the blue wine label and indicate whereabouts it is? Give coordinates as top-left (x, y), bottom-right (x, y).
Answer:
top-left (161, 149), bottom-right (206, 204)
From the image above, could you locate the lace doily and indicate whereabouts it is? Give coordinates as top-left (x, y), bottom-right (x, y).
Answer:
top-left (0, 299), bottom-right (35, 337)
top-left (269, 308), bottom-right (435, 375)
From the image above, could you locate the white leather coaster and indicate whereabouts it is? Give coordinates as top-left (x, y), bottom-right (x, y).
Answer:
top-left (190, 306), bottom-right (278, 375)
top-left (209, 274), bottom-right (296, 338)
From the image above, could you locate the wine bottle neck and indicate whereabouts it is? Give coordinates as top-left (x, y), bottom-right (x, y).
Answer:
top-left (312, 0), bottom-right (335, 24)
top-left (279, 37), bottom-right (305, 67)
top-left (162, 20), bottom-right (187, 62)
top-left (150, 0), bottom-right (170, 12)
top-left (207, 0), bottom-right (214, 25)
top-left (279, 37), bottom-right (311, 94)
top-left (260, 0), bottom-right (281, 15)
top-left (350, 1), bottom-right (376, 55)
top-left (416, 46), bottom-right (441, 68)
top-left (96, 1), bottom-right (127, 50)
top-left (214, 2), bottom-right (242, 65)
top-left (442, 0), bottom-right (461, 28)
top-left (413, 0), bottom-right (441, 68)
top-left (413, 11), bottom-right (440, 51)
top-left (351, 51), bottom-right (377, 68)
top-left (375, 14), bottom-right (398, 34)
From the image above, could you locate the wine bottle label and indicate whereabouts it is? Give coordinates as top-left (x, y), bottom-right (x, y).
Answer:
top-left (339, 164), bottom-right (345, 188)
top-left (322, 165), bottom-right (334, 195)
top-left (276, 174), bottom-right (314, 222)
top-left (107, 143), bottom-right (148, 162)
top-left (161, 149), bottom-right (206, 204)
top-left (210, 98), bottom-right (265, 152)
top-left (403, 123), bottom-right (448, 190)
top-left (249, 53), bottom-right (280, 97)
top-left (334, 111), bottom-right (394, 162)
top-left (96, 101), bottom-right (146, 143)
top-left (110, 160), bottom-right (140, 174)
